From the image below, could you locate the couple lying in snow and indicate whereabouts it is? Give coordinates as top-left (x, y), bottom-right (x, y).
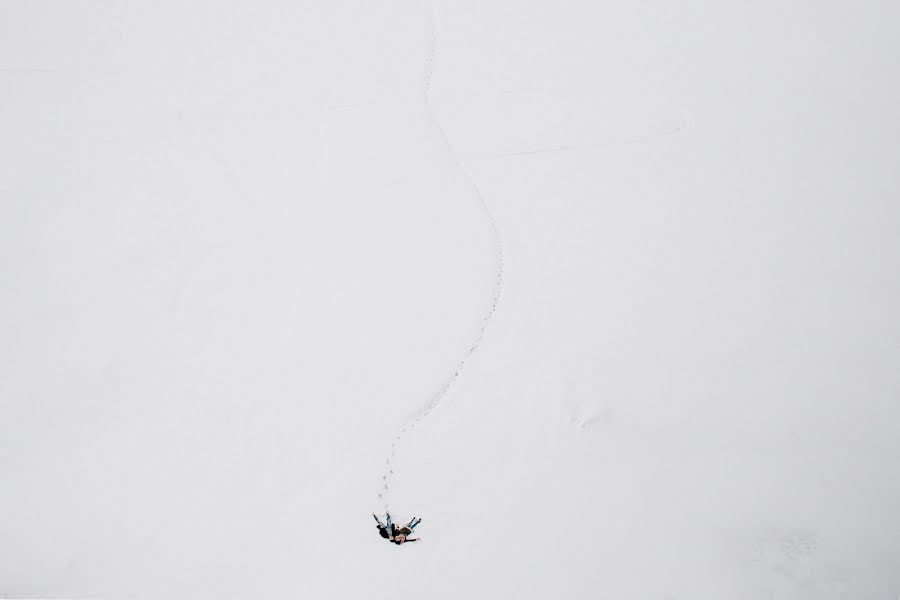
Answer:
top-left (373, 514), bottom-right (421, 545)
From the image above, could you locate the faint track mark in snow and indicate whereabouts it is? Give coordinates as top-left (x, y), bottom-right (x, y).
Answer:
top-left (378, 3), bottom-right (506, 514)
top-left (203, 141), bottom-right (258, 209)
top-left (576, 410), bottom-right (616, 430)
top-left (749, 530), bottom-right (819, 567)
top-left (739, 529), bottom-right (825, 597)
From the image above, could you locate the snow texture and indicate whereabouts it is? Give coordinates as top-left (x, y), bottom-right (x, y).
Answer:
top-left (2, 1), bottom-right (899, 599)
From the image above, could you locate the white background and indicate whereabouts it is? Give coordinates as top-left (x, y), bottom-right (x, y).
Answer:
top-left (1, 1), bottom-right (899, 598)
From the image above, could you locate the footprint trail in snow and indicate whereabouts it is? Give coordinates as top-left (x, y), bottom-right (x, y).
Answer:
top-left (377, 4), bottom-right (506, 516)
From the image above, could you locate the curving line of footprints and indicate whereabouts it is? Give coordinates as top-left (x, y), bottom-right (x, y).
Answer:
top-left (377, 3), bottom-right (506, 515)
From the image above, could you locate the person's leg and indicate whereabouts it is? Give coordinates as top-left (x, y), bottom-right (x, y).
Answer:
top-left (386, 514), bottom-right (392, 530)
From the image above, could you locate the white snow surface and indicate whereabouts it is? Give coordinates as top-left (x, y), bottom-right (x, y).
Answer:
top-left (2, 1), bottom-right (899, 598)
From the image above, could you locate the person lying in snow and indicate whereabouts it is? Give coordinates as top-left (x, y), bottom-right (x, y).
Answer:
top-left (373, 513), bottom-right (421, 544)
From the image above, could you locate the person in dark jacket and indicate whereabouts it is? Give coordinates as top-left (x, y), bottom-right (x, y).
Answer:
top-left (373, 513), bottom-right (392, 539)
top-left (373, 514), bottom-right (421, 544)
